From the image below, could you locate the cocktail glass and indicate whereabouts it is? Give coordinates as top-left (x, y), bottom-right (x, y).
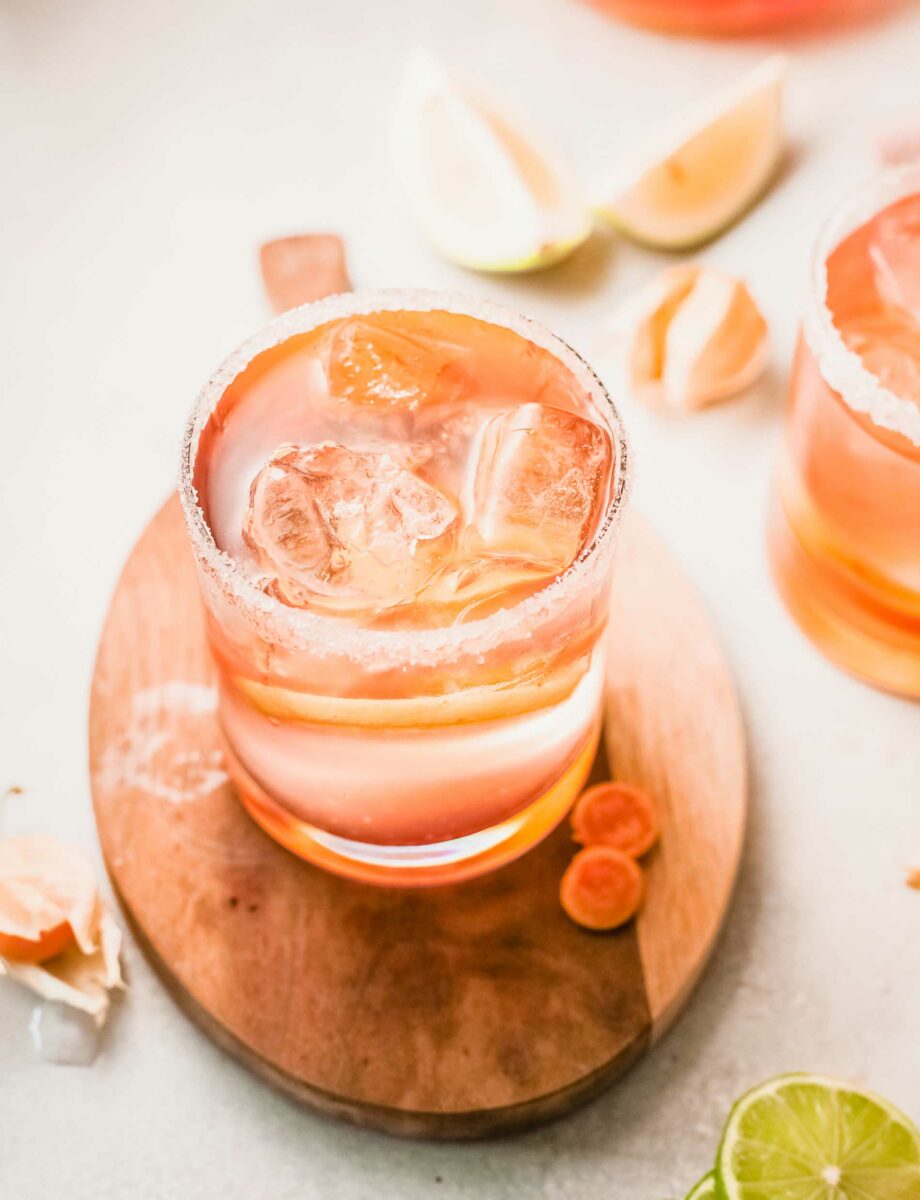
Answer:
top-left (769, 167), bottom-right (920, 697)
top-left (180, 291), bottom-right (631, 886)
top-left (583, 0), bottom-right (895, 34)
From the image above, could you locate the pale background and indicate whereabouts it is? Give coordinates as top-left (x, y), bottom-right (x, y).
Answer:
top-left (1, 1), bottom-right (918, 1197)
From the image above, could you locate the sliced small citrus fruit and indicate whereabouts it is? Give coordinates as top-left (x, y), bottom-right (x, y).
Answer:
top-left (716, 1073), bottom-right (920, 1200)
top-left (594, 56), bottom-right (787, 250)
top-left (685, 1173), bottom-right (717, 1200)
top-left (392, 51), bottom-right (590, 272)
top-left (571, 782), bottom-right (659, 857)
top-left (560, 846), bottom-right (644, 931)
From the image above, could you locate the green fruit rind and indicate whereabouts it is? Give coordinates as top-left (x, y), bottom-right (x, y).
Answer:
top-left (716, 1073), bottom-right (920, 1200)
top-left (685, 1171), bottom-right (718, 1200)
top-left (424, 220), bottom-right (592, 274)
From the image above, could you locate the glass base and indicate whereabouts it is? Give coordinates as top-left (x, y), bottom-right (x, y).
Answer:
top-left (223, 725), bottom-right (601, 888)
top-left (769, 498), bottom-right (920, 699)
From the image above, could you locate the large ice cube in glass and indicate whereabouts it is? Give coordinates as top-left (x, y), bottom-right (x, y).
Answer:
top-left (322, 313), bottom-right (471, 411)
top-left (869, 199), bottom-right (920, 323)
top-left (470, 403), bottom-right (612, 573)
top-left (243, 442), bottom-right (458, 611)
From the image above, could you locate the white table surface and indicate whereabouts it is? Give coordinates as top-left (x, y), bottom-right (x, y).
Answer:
top-left (1, 1), bottom-right (918, 1196)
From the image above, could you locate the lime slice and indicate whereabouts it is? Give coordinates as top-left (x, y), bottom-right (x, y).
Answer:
top-left (686, 1173), bottom-right (717, 1200)
top-left (392, 51), bottom-right (590, 272)
top-left (594, 56), bottom-right (786, 250)
top-left (717, 1073), bottom-right (920, 1200)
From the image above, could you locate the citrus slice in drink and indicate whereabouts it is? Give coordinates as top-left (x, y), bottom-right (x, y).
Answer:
top-left (235, 655), bottom-right (586, 729)
top-left (716, 1073), bottom-right (920, 1200)
top-left (685, 1173), bottom-right (717, 1200)
top-left (594, 56), bottom-right (787, 250)
top-left (392, 51), bottom-right (590, 272)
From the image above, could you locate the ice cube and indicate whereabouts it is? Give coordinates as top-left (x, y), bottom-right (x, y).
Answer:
top-left (259, 234), bottom-right (351, 314)
top-left (322, 313), bottom-right (471, 411)
top-left (242, 442), bottom-right (458, 611)
top-left (469, 404), bottom-right (612, 573)
top-left (408, 401), bottom-right (485, 499)
top-left (840, 312), bottom-right (920, 403)
top-left (868, 200), bottom-right (920, 323)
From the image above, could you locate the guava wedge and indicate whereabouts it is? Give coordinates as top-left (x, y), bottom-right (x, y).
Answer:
top-left (594, 56), bottom-right (787, 250)
top-left (392, 51), bottom-right (590, 272)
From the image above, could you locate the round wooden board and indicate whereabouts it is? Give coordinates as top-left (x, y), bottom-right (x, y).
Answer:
top-left (89, 496), bottom-right (746, 1139)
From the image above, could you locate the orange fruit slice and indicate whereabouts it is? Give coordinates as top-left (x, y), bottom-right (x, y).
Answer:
top-left (560, 846), bottom-right (644, 931)
top-left (234, 657), bottom-right (585, 729)
top-left (571, 782), bottom-right (659, 858)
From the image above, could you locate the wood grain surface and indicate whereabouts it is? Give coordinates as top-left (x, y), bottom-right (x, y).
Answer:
top-left (89, 496), bottom-right (746, 1138)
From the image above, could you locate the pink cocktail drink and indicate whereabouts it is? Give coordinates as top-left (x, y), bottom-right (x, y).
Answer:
top-left (584, 0), bottom-right (894, 34)
top-left (770, 170), bottom-right (920, 695)
top-left (181, 293), bottom-right (630, 885)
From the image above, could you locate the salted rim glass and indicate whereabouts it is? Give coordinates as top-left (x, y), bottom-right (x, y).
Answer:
top-left (179, 288), bottom-right (632, 668)
top-left (802, 162), bottom-right (920, 448)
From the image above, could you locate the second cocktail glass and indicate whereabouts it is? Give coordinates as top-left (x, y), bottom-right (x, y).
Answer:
top-left (769, 168), bottom-right (920, 697)
top-left (181, 292), bottom-right (630, 886)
